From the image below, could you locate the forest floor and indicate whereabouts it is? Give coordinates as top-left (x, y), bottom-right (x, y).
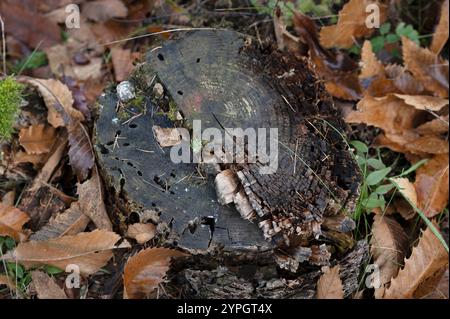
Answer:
top-left (0, 0), bottom-right (448, 299)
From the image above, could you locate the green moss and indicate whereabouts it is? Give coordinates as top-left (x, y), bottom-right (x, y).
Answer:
top-left (0, 77), bottom-right (24, 141)
top-left (167, 100), bottom-right (178, 122)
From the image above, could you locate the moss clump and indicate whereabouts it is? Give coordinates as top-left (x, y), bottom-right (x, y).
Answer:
top-left (0, 77), bottom-right (24, 141)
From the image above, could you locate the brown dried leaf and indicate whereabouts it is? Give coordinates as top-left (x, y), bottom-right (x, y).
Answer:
top-left (345, 95), bottom-right (421, 134)
top-left (316, 265), bottom-right (344, 299)
top-left (0, 203), bottom-right (30, 242)
top-left (273, 7), bottom-right (300, 53)
top-left (430, 0), bottom-right (449, 55)
top-left (293, 12), bottom-right (362, 100)
top-left (421, 266), bottom-right (449, 299)
top-left (393, 94), bottom-right (449, 111)
top-left (77, 168), bottom-right (112, 230)
top-left (123, 247), bottom-right (187, 299)
top-left (370, 215), bottom-right (409, 298)
top-left (30, 202), bottom-right (90, 241)
top-left (31, 271), bottom-right (67, 299)
top-left (414, 154), bottom-right (449, 218)
top-left (111, 48), bottom-right (140, 82)
top-left (402, 37), bottom-right (449, 98)
top-left (68, 122), bottom-right (95, 181)
top-left (360, 41), bottom-right (384, 79)
top-left (383, 225), bottom-right (449, 299)
top-left (19, 124), bottom-right (56, 155)
top-left (126, 223), bottom-right (157, 245)
top-left (27, 78), bottom-right (84, 128)
top-left (416, 115), bottom-right (449, 135)
top-left (391, 177), bottom-right (418, 207)
top-left (0, 230), bottom-right (121, 276)
top-left (83, 0), bottom-right (128, 22)
top-left (320, 0), bottom-right (388, 49)
top-left (0, 2), bottom-right (61, 48)
top-left (0, 274), bottom-right (16, 291)
top-left (385, 132), bottom-right (449, 155)
top-left (153, 126), bottom-right (182, 147)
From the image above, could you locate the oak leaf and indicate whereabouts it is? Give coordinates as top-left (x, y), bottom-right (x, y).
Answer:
top-left (123, 247), bottom-right (187, 299)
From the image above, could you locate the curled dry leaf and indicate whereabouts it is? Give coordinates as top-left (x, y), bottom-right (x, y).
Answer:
top-left (383, 225), bottom-right (449, 299)
top-left (293, 12), bottom-right (362, 100)
top-left (402, 37), bottom-right (449, 98)
top-left (0, 230), bottom-right (121, 276)
top-left (370, 214), bottom-right (409, 299)
top-left (430, 0), bottom-right (449, 55)
top-left (126, 223), bottom-right (157, 245)
top-left (414, 154), bottom-right (449, 218)
top-left (26, 78), bottom-right (84, 128)
top-left (68, 122), bottom-right (95, 181)
top-left (83, 0), bottom-right (128, 22)
top-left (416, 115), bottom-right (449, 135)
top-left (0, 203), bottom-right (30, 242)
top-left (30, 202), bottom-right (90, 241)
top-left (273, 7), bottom-right (300, 53)
top-left (316, 265), bottom-right (344, 299)
top-left (19, 124), bottom-right (56, 155)
top-left (319, 0), bottom-right (388, 49)
top-left (77, 168), bottom-right (112, 231)
top-left (31, 270), bottom-right (67, 299)
top-left (123, 247), bottom-right (187, 299)
top-left (393, 94), bottom-right (449, 111)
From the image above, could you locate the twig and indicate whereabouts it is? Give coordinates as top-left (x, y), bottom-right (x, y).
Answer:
top-left (0, 15), bottom-right (6, 75)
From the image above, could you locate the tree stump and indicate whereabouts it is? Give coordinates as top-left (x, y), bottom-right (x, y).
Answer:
top-left (95, 30), bottom-right (367, 298)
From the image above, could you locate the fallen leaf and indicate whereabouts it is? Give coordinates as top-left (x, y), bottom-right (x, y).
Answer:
top-left (416, 115), bottom-right (449, 135)
top-left (12, 151), bottom-right (47, 167)
top-left (30, 202), bottom-right (90, 241)
top-left (31, 270), bottom-right (67, 299)
top-left (384, 64), bottom-right (425, 95)
top-left (26, 78), bottom-right (84, 128)
top-left (316, 265), bottom-right (344, 299)
top-left (0, 230), bottom-right (121, 276)
top-left (126, 223), bottom-right (156, 245)
top-left (0, 2), bottom-right (61, 48)
top-left (414, 154), bottom-right (449, 218)
top-left (293, 12), bottom-right (362, 100)
top-left (385, 132), bottom-right (449, 155)
top-left (370, 215), bottom-right (409, 298)
top-left (123, 247), bottom-right (187, 299)
top-left (345, 95), bottom-right (421, 134)
top-left (111, 48), bottom-right (140, 82)
top-left (430, 0), bottom-right (449, 55)
top-left (421, 266), bottom-right (449, 299)
top-left (19, 124), bottom-right (56, 155)
top-left (153, 126), bottom-right (182, 147)
top-left (402, 37), bottom-right (449, 98)
top-left (0, 274), bottom-right (16, 291)
top-left (68, 122), bottom-right (95, 181)
top-left (273, 6), bottom-right (300, 53)
top-left (319, 0), bottom-right (388, 49)
top-left (360, 41), bottom-right (384, 79)
top-left (383, 225), bottom-right (448, 298)
top-left (0, 203), bottom-right (30, 241)
top-left (393, 94), bottom-right (449, 111)
top-left (83, 0), bottom-right (128, 22)
top-left (77, 168), bottom-right (112, 230)
top-left (391, 177), bottom-right (418, 207)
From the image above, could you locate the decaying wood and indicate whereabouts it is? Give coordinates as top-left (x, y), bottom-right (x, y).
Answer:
top-left (95, 30), bottom-right (363, 297)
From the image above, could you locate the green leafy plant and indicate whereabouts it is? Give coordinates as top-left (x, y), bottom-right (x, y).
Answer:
top-left (0, 77), bottom-right (24, 141)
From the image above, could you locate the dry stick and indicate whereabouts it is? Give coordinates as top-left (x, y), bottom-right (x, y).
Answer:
top-left (0, 15), bottom-right (6, 75)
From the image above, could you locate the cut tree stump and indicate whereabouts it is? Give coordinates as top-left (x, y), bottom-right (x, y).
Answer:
top-left (95, 30), bottom-right (366, 298)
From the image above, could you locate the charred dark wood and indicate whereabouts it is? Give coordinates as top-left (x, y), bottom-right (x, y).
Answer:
top-left (95, 30), bottom-right (363, 297)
